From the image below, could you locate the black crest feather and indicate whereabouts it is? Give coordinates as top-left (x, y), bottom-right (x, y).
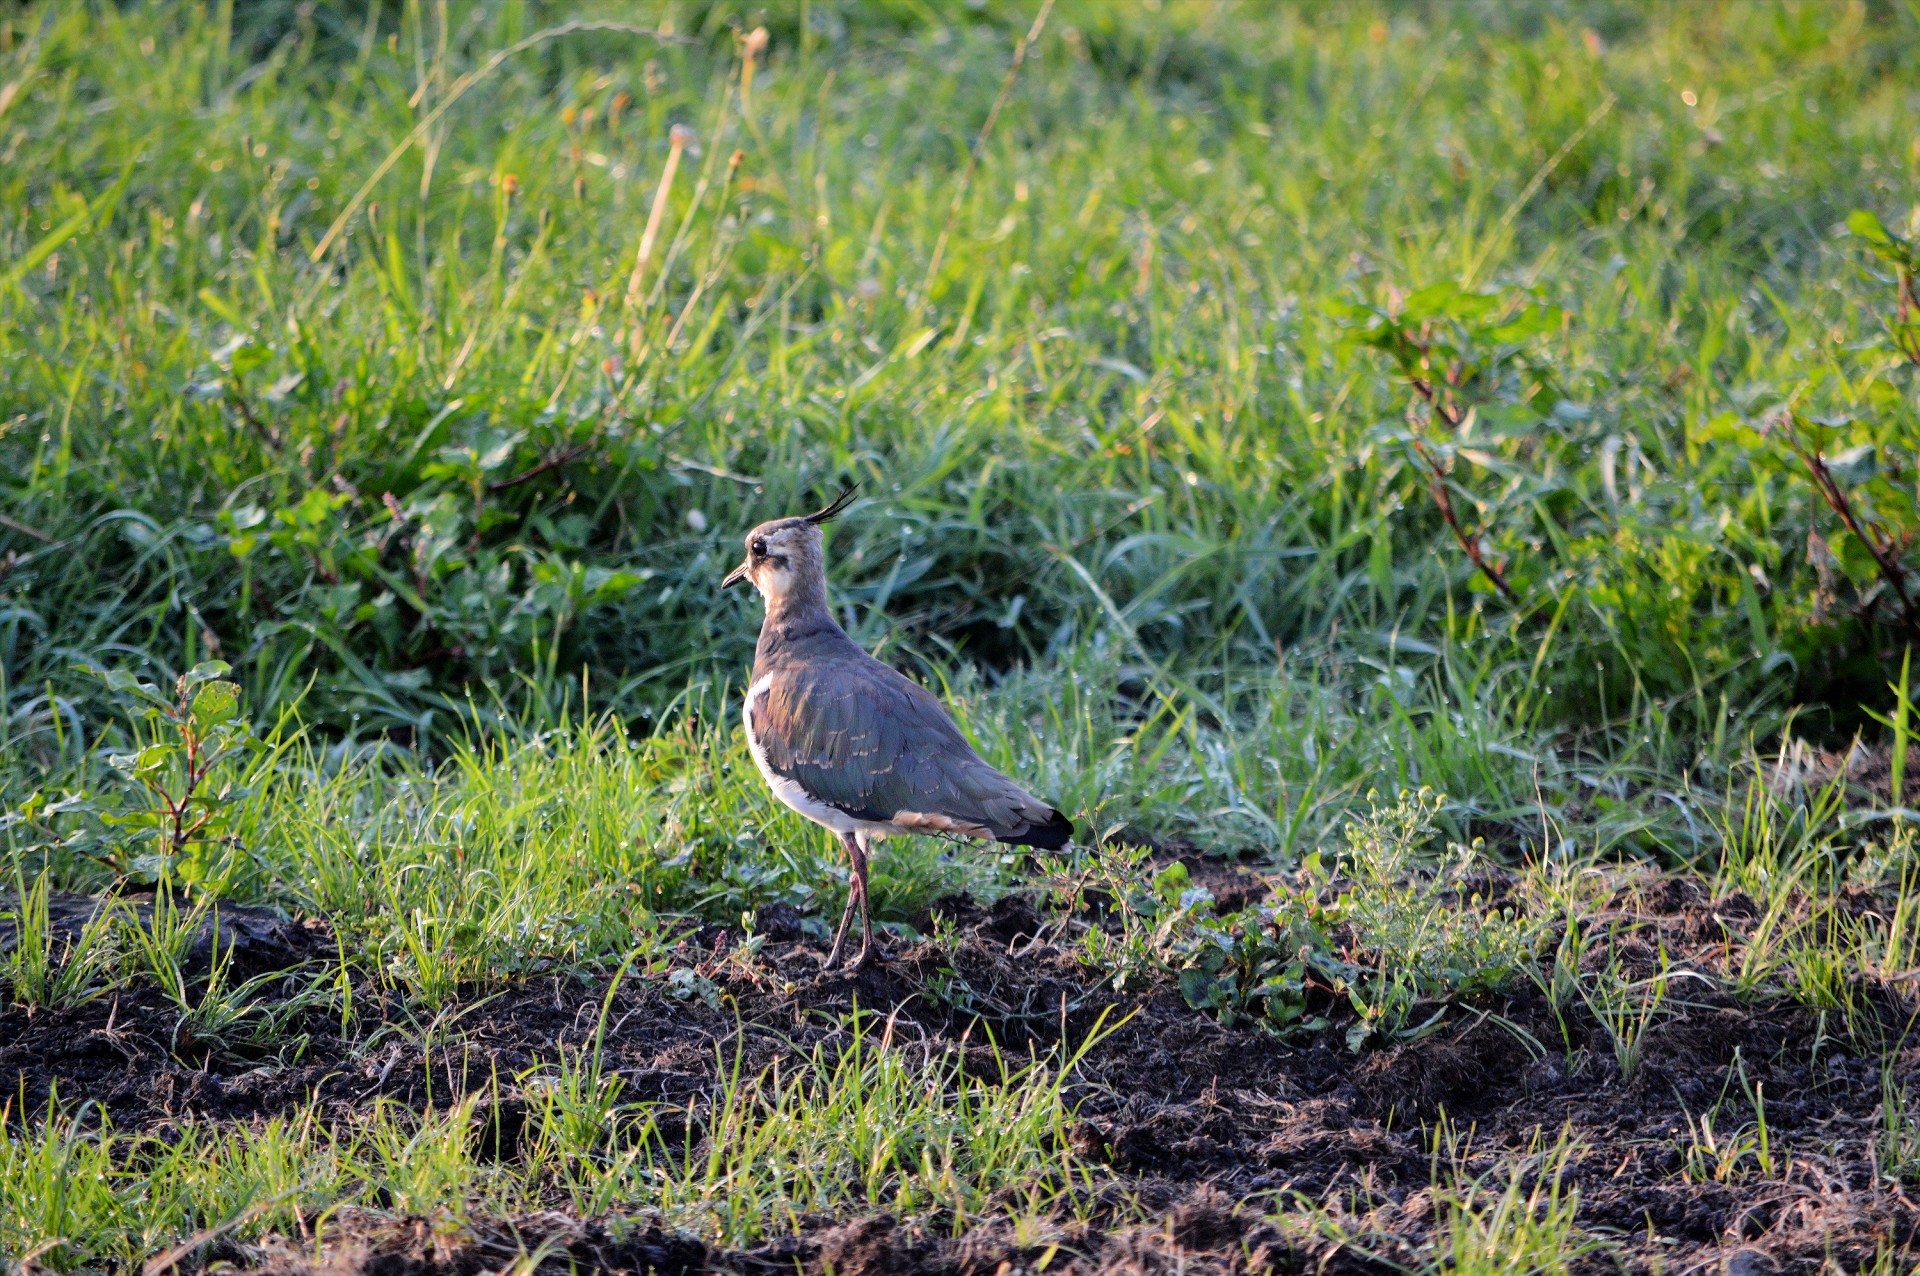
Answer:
top-left (803, 481), bottom-right (859, 525)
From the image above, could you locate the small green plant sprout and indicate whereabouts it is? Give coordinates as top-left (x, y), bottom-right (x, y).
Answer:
top-left (1677, 1105), bottom-right (1759, 1185)
top-left (171, 960), bottom-right (328, 1068)
top-left (87, 661), bottom-right (262, 891)
top-left (1852, 848), bottom-right (1920, 1011)
top-left (117, 887), bottom-right (205, 990)
top-left (1529, 909), bottom-right (1590, 1065)
top-left (117, 894), bottom-right (323, 1064)
top-left (1579, 936), bottom-right (1673, 1083)
top-left (1, 867), bottom-right (121, 1010)
top-left (1675, 1051), bottom-right (1772, 1183)
top-left (1785, 909), bottom-right (1857, 1019)
top-left (1865, 649), bottom-right (1916, 821)
top-left (1877, 1074), bottom-right (1920, 1187)
top-left (1170, 884), bottom-right (1341, 1039)
top-left (523, 957), bottom-right (641, 1207)
top-left (1428, 1123), bottom-right (1603, 1275)
top-left (1332, 790), bottom-right (1541, 1049)
top-left (1062, 841), bottom-right (1186, 993)
top-left (1081, 846), bottom-right (1340, 1036)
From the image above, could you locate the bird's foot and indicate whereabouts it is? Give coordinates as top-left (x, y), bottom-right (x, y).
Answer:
top-left (849, 939), bottom-right (894, 971)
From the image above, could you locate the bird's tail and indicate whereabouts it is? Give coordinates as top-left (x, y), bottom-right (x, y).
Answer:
top-left (1001, 806), bottom-right (1074, 851)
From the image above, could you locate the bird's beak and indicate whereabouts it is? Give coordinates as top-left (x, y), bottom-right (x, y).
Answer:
top-left (721, 560), bottom-right (750, 590)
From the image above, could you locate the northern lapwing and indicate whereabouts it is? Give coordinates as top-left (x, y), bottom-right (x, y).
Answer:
top-left (722, 486), bottom-right (1074, 970)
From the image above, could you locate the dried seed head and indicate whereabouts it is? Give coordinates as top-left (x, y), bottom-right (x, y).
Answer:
top-left (670, 124), bottom-right (696, 149)
top-left (501, 174), bottom-right (520, 197)
top-left (743, 26), bottom-right (768, 58)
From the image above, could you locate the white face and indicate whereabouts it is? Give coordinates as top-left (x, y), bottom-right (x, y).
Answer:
top-left (744, 524), bottom-right (811, 603)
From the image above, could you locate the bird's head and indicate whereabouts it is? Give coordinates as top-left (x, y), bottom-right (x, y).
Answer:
top-left (722, 483), bottom-right (857, 607)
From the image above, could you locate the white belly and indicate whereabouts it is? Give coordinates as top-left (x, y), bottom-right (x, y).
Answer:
top-left (743, 675), bottom-right (903, 841)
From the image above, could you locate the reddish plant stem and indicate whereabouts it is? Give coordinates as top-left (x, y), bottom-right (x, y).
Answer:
top-left (1409, 437), bottom-right (1516, 600)
top-left (489, 442), bottom-right (591, 492)
top-left (227, 387), bottom-right (282, 451)
top-left (1897, 265), bottom-right (1920, 366)
top-left (1785, 419), bottom-right (1920, 641)
top-left (1403, 354), bottom-right (1516, 600)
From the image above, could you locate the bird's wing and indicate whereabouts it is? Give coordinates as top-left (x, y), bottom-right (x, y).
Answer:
top-left (751, 656), bottom-right (1072, 847)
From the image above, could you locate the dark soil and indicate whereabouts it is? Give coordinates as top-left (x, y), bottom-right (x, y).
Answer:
top-left (5, 879), bottom-right (1918, 1275)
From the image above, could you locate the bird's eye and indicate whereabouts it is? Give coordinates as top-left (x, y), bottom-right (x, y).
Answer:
top-left (751, 538), bottom-right (767, 557)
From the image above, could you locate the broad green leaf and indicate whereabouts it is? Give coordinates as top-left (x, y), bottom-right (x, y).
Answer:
top-left (1488, 305), bottom-right (1561, 343)
top-left (1848, 208), bottom-right (1917, 268)
top-left (1178, 966), bottom-right (1219, 1009)
top-left (228, 342), bottom-right (274, 375)
top-left (1152, 860), bottom-right (1191, 904)
top-left (1847, 208), bottom-right (1894, 246)
top-left (190, 680), bottom-right (241, 729)
top-left (1829, 529), bottom-right (1883, 589)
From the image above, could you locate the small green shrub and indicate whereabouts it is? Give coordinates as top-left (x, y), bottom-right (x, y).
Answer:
top-left (6, 663), bottom-right (273, 893)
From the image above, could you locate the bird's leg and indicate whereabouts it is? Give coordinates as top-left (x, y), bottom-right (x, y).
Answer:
top-left (822, 830), bottom-right (862, 970)
top-left (849, 831), bottom-right (885, 970)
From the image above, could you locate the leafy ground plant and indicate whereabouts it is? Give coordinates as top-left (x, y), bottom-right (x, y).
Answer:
top-left (1080, 790), bottom-right (1540, 1048)
top-left (6, 663), bottom-right (271, 893)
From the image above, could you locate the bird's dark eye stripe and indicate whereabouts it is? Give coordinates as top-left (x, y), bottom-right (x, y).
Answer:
top-left (751, 538), bottom-right (767, 555)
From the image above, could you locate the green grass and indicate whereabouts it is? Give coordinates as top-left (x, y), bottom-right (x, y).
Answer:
top-left (4, 1), bottom-right (1920, 1270)
top-left (0, 1009), bottom-right (1116, 1268)
top-left (2, 0), bottom-right (1917, 747)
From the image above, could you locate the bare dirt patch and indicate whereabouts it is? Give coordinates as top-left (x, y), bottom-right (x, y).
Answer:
top-left (4, 885), bottom-right (1916, 1274)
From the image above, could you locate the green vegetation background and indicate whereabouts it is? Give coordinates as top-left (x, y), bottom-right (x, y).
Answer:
top-left (4, 0), bottom-right (1915, 743)
top-left (3, 0), bottom-right (1919, 897)
top-left (7, 4), bottom-right (1920, 1265)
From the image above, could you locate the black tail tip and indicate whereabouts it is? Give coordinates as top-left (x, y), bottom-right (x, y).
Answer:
top-left (1010, 808), bottom-right (1074, 851)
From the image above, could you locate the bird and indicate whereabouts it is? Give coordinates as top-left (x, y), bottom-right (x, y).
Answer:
top-left (721, 485), bottom-right (1074, 971)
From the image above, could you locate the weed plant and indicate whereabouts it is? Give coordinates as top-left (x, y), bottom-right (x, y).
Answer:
top-left (1075, 789), bottom-right (1540, 1047)
top-left (1424, 1125), bottom-right (1605, 1276)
